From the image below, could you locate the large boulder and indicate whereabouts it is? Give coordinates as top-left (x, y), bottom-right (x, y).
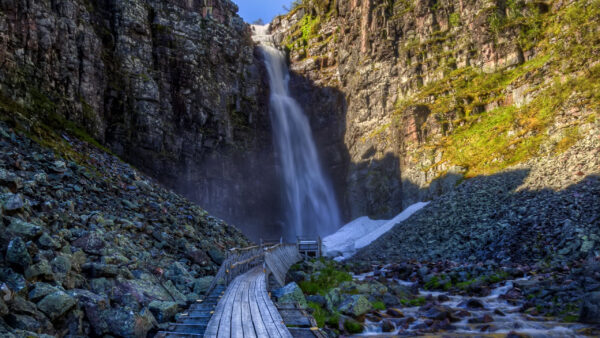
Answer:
top-left (7, 218), bottom-right (42, 239)
top-left (273, 282), bottom-right (307, 308)
top-left (580, 291), bottom-right (600, 324)
top-left (193, 276), bottom-right (214, 295)
top-left (24, 260), bottom-right (54, 281)
top-left (36, 291), bottom-right (77, 320)
top-left (149, 300), bottom-right (179, 322)
top-left (338, 295), bottom-right (372, 317)
top-left (3, 194), bottom-right (25, 213)
top-left (87, 306), bottom-right (157, 337)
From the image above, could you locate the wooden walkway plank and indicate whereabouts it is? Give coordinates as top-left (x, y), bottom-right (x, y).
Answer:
top-left (248, 277), bottom-right (269, 338)
top-left (257, 273), bottom-right (292, 338)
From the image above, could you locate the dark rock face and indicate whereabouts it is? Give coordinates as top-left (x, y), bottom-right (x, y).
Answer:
top-left (0, 0), bottom-right (280, 238)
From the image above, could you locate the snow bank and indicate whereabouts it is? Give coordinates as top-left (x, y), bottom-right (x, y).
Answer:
top-left (323, 202), bottom-right (430, 261)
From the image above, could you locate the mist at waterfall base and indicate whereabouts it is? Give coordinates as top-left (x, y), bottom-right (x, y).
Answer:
top-left (259, 43), bottom-right (342, 241)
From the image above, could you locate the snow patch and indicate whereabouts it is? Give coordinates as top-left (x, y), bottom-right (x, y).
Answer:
top-left (323, 202), bottom-right (430, 261)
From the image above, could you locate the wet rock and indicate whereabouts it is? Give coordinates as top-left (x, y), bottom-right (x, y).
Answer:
top-left (24, 260), bottom-right (54, 281)
top-left (438, 294), bottom-right (450, 302)
top-left (386, 308), bottom-right (404, 317)
top-left (193, 276), bottom-right (214, 295)
top-left (423, 306), bottom-right (453, 321)
top-left (460, 298), bottom-right (485, 309)
top-left (148, 300), bottom-right (178, 323)
top-left (382, 319), bottom-right (395, 332)
top-left (6, 237), bottom-right (32, 269)
top-left (273, 282), bottom-right (307, 308)
top-left (36, 291), bottom-right (76, 320)
top-left (7, 218), bottom-right (42, 239)
top-left (468, 314), bottom-right (494, 324)
top-left (338, 295), bottom-right (372, 317)
top-left (580, 291), bottom-right (600, 324)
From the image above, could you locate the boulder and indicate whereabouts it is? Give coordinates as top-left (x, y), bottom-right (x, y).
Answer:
top-left (7, 218), bottom-right (42, 239)
top-left (6, 237), bottom-right (32, 269)
top-left (72, 232), bottom-right (105, 255)
top-left (24, 260), bottom-right (54, 281)
top-left (36, 291), bottom-right (77, 320)
top-left (273, 282), bottom-right (307, 308)
top-left (193, 276), bottom-right (214, 295)
top-left (28, 283), bottom-right (60, 303)
top-left (88, 307), bottom-right (157, 337)
top-left (208, 248), bottom-right (225, 265)
top-left (149, 300), bottom-right (179, 322)
top-left (580, 291), bottom-right (600, 324)
top-left (82, 263), bottom-right (119, 278)
top-left (0, 169), bottom-right (23, 192)
top-left (38, 233), bottom-right (61, 249)
top-left (338, 295), bottom-right (372, 317)
top-left (3, 194), bottom-right (25, 213)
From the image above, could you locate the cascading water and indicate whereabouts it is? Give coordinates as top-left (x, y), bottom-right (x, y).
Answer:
top-left (252, 25), bottom-right (341, 241)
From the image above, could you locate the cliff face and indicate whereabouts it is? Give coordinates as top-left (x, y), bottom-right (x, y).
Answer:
top-left (0, 0), bottom-right (279, 236)
top-left (271, 0), bottom-right (599, 220)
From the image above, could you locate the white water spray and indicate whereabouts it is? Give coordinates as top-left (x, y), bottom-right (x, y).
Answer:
top-left (252, 25), bottom-right (341, 241)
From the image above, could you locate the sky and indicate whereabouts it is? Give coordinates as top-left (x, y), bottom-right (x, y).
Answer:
top-left (234, 0), bottom-right (294, 24)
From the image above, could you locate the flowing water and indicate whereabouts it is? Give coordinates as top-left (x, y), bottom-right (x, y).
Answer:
top-left (353, 272), bottom-right (593, 337)
top-left (252, 25), bottom-right (341, 241)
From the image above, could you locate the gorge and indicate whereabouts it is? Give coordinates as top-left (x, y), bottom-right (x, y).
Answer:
top-left (0, 0), bottom-right (599, 337)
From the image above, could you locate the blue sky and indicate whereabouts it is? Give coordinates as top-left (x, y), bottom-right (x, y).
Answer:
top-left (234, 0), bottom-right (294, 24)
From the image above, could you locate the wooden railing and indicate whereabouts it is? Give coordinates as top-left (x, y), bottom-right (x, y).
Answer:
top-left (204, 241), bottom-right (295, 296)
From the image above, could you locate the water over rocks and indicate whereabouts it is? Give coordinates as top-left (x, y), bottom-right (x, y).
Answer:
top-left (0, 121), bottom-right (248, 336)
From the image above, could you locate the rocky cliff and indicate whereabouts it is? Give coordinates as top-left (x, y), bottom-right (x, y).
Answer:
top-left (0, 0), bottom-right (280, 238)
top-left (271, 0), bottom-right (599, 220)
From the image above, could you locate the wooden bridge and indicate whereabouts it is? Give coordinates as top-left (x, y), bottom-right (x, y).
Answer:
top-left (157, 239), bottom-right (322, 338)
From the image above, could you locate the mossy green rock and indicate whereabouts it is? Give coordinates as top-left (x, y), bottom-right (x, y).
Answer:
top-left (36, 291), bottom-right (76, 320)
top-left (7, 218), bottom-right (42, 239)
top-left (338, 295), bottom-right (372, 317)
top-left (148, 300), bottom-right (178, 323)
top-left (274, 282), bottom-right (307, 308)
top-left (6, 237), bottom-right (32, 268)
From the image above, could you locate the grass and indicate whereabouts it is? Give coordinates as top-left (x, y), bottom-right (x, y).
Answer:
top-left (400, 296), bottom-right (426, 307)
top-left (371, 301), bottom-right (386, 311)
top-left (298, 261), bottom-right (352, 296)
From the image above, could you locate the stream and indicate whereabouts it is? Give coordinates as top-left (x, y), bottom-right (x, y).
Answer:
top-left (354, 272), bottom-right (592, 337)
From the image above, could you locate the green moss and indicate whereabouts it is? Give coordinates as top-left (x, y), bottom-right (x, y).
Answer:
top-left (298, 262), bottom-right (352, 296)
top-left (449, 13), bottom-right (460, 27)
top-left (400, 296), bottom-right (426, 307)
top-left (308, 302), bottom-right (327, 327)
top-left (343, 318), bottom-right (363, 334)
top-left (371, 301), bottom-right (386, 311)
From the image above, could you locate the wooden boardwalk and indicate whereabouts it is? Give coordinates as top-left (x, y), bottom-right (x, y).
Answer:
top-left (204, 267), bottom-right (292, 338)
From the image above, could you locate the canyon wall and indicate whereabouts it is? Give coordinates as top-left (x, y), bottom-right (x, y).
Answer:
top-left (271, 0), bottom-right (599, 220)
top-left (0, 0), bottom-right (280, 237)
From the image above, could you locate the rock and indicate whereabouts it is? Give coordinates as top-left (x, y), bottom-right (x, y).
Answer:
top-left (423, 306), bottom-right (453, 321)
top-left (6, 237), bottom-right (32, 269)
top-left (4, 314), bottom-right (43, 332)
top-left (28, 283), bottom-right (60, 303)
top-left (67, 289), bottom-right (109, 309)
top-left (0, 298), bottom-right (8, 316)
top-left (438, 294), bottom-right (450, 302)
top-left (193, 276), bottom-right (214, 295)
top-left (50, 255), bottom-right (72, 274)
top-left (386, 308), bottom-right (404, 317)
top-left (89, 307), bottom-right (157, 337)
top-left (148, 300), bottom-right (179, 322)
top-left (468, 314), bottom-right (494, 324)
top-left (208, 248), bottom-right (225, 265)
top-left (82, 263), bottom-right (119, 278)
top-left (72, 232), bottom-right (106, 255)
top-left (24, 260), bottom-right (54, 281)
top-left (273, 282), bottom-right (307, 308)
top-left (7, 218), bottom-right (42, 239)
top-left (382, 319), bottom-right (395, 332)
top-left (36, 291), bottom-right (76, 320)
top-left (338, 295), bottom-right (372, 317)
top-left (9, 295), bottom-right (39, 316)
top-left (580, 291), bottom-right (600, 324)
top-left (162, 280), bottom-right (187, 305)
top-left (306, 294), bottom-right (327, 307)
top-left (3, 194), bottom-right (25, 213)
top-left (0, 169), bottom-right (23, 192)
top-left (461, 298), bottom-right (485, 309)
top-left (38, 233), bottom-right (61, 249)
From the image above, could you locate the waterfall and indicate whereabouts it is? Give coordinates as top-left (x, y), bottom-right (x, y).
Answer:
top-left (252, 25), bottom-right (342, 241)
